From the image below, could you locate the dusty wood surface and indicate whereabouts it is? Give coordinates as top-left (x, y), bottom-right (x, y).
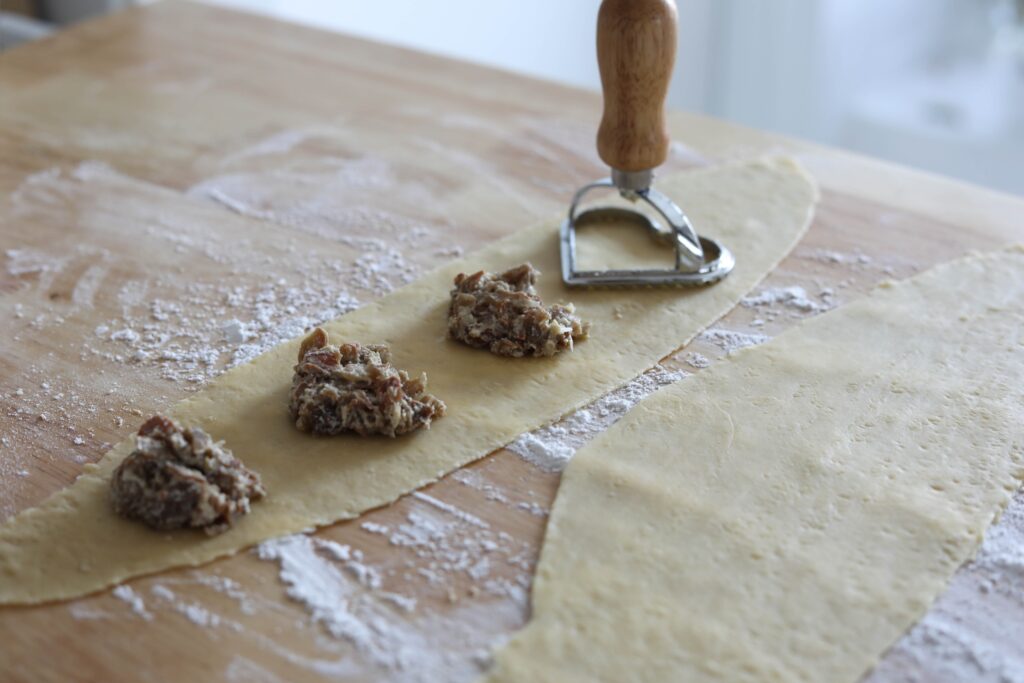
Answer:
top-left (1, 2), bottom-right (1022, 682)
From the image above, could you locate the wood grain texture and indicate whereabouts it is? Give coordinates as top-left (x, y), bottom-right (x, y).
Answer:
top-left (596, 0), bottom-right (677, 171)
top-left (0, 2), bottom-right (1022, 682)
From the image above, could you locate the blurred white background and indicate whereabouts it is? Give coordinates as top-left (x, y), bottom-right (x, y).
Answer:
top-left (3, 0), bottom-right (1022, 195)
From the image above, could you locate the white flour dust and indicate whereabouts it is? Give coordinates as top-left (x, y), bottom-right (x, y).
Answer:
top-left (515, 501), bottom-right (548, 518)
top-left (86, 274), bottom-right (363, 384)
top-left (697, 328), bottom-right (769, 354)
top-left (189, 573), bottom-right (260, 615)
top-left (412, 492), bottom-right (489, 529)
top-left (150, 584), bottom-right (228, 629)
top-left (67, 602), bottom-right (114, 621)
top-left (799, 247), bottom-right (874, 266)
top-left (506, 365), bottom-right (686, 473)
top-left (186, 129), bottom-right (456, 260)
top-left (225, 656), bottom-right (289, 683)
top-left (795, 246), bottom-right (902, 278)
top-left (741, 284), bottom-right (833, 315)
top-left (449, 468), bottom-right (548, 517)
top-left (111, 585), bottom-right (152, 621)
top-left (256, 535), bottom-right (385, 646)
top-left (381, 499), bottom-right (533, 605)
top-left (684, 352), bottom-right (711, 369)
top-left (253, 494), bottom-right (534, 682)
top-left (5, 247), bottom-right (70, 291)
top-left (219, 127), bottom-right (335, 166)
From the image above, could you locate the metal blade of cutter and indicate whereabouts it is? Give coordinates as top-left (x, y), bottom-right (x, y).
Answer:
top-left (560, 177), bottom-right (735, 288)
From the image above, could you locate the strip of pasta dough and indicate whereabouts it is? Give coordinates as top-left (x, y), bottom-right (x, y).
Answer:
top-left (482, 246), bottom-right (1024, 683)
top-left (0, 159), bottom-right (816, 604)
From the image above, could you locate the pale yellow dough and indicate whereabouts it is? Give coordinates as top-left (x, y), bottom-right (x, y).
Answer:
top-left (0, 159), bottom-right (816, 604)
top-left (483, 246), bottom-right (1024, 683)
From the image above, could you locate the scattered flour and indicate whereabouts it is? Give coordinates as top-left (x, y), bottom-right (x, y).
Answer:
top-left (698, 328), bottom-right (770, 354)
top-left (742, 285), bottom-right (829, 314)
top-left (451, 469), bottom-right (513, 506)
top-left (219, 126), bottom-right (332, 165)
top-left (413, 492), bottom-right (489, 529)
top-left (799, 247), bottom-right (874, 266)
top-left (225, 656), bottom-right (289, 683)
top-left (256, 535), bottom-right (380, 645)
top-left (150, 584), bottom-right (225, 628)
top-left (684, 352), bottom-right (711, 369)
top-left (515, 501), bottom-right (548, 518)
top-left (4, 247), bottom-right (69, 291)
top-left (448, 468), bottom-right (551, 518)
top-left (84, 273), bottom-right (364, 384)
top-left (796, 247), bottom-right (898, 277)
top-left (255, 507), bottom-right (529, 683)
top-left (67, 603), bottom-right (114, 621)
top-left (70, 262), bottom-right (109, 308)
top-left (111, 585), bottom-right (153, 621)
top-left (190, 573), bottom-right (260, 615)
top-left (506, 365), bottom-right (686, 473)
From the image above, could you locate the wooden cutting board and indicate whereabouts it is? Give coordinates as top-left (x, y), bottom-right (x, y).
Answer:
top-left (1, 3), bottom-right (1022, 682)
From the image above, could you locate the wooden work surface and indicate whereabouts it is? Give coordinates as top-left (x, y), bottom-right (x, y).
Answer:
top-left (1, 3), bottom-right (1022, 682)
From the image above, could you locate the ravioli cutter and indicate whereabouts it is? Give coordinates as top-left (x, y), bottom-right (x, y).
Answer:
top-left (560, 0), bottom-right (734, 287)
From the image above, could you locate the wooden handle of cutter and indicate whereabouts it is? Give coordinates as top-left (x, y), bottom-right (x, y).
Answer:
top-left (596, 0), bottom-right (677, 172)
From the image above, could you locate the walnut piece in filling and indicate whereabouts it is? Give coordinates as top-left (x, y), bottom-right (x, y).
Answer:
top-left (289, 327), bottom-right (446, 437)
top-left (448, 263), bottom-right (590, 358)
top-left (110, 415), bottom-right (265, 536)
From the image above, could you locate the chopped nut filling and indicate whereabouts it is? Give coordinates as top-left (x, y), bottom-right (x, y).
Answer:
top-left (110, 415), bottom-right (265, 535)
top-left (448, 263), bottom-right (589, 358)
top-left (289, 327), bottom-right (446, 437)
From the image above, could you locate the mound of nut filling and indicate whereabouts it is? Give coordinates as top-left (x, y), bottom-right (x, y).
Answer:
top-left (448, 263), bottom-right (589, 357)
top-left (110, 415), bottom-right (265, 535)
top-left (289, 328), bottom-right (446, 437)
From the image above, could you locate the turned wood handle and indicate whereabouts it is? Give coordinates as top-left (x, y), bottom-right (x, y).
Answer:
top-left (596, 0), bottom-right (677, 172)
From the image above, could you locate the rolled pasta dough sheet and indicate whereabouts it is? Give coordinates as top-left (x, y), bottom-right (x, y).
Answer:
top-left (482, 246), bottom-right (1024, 683)
top-left (0, 159), bottom-right (817, 604)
